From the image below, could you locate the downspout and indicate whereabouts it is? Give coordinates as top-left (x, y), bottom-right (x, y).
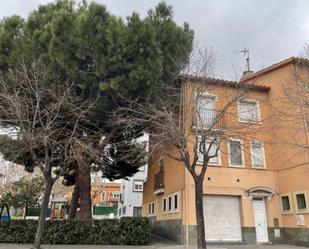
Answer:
top-left (183, 82), bottom-right (189, 246)
top-left (179, 81), bottom-right (189, 246)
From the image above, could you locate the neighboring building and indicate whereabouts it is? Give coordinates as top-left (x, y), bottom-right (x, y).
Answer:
top-left (118, 134), bottom-right (148, 217)
top-left (92, 182), bottom-right (121, 206)
top-left (142, 57), bottom-right (309, 246)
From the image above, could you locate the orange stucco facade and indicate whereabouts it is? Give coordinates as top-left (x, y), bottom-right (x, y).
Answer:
top-left (142, 57), bottom-right (309, 245)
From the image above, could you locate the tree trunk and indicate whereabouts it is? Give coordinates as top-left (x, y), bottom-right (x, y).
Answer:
top-left (33, 180), bottom-right (53, 249)
top-left (68, 179), bottom-right (79, 219)
top-left (78, 161), bottom-right (91, 220)
top-left (195, 179), bottom-right (207, 249)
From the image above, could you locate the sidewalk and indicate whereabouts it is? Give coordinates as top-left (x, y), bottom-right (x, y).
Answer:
top-left (0, 244), bottom-right (307, 249)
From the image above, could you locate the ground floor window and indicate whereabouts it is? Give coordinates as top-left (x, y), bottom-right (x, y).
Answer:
top-left (133, 206), bottom-right (142, 217)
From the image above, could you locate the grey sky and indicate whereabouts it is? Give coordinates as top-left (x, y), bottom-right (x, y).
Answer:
top-left (1, 0), bottom-right (309, 80)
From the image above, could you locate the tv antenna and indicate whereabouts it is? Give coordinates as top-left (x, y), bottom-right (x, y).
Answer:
top-left (233, 47), bottom-right (251, 73)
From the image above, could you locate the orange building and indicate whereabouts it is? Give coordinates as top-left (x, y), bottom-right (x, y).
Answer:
top-left (142, 57), bottom-right (309, 246)
top-left (92, 182), bottom-right (121, 206)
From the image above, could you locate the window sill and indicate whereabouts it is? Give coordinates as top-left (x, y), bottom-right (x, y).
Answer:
top-left (252, 166), bottom-right (266, 170)
top-left (281, 211), bottom-right (294, 215)
top-left (238, 119), bottom-right (262, 125)
top-left (296, 209), bottom-right (309, 214)
top-left (229, 165), bottom-right (245, 168)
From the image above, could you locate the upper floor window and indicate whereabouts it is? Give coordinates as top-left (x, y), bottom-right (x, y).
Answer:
top-left (196, 95), bottom-right (216, 127)
top-left (250, 141), bottom-right (266, 168)
top-left (228, 139), bottom-right (244, 167)
top-left (197, 138), bottom-right (220, 165)
top-left (101, 191), bottom-right (106, 201)
top-left (110, 192), bottom-right (120, 199)
top-left (133, 180), bottom-right (144, 192)
top-left (238, 100), bottom-right (260, 123)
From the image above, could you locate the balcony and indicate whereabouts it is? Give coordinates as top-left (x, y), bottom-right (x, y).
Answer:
top-left (193, 109), bottom-right (226, 130)
top-left (154, 171), bottom-right (164, 195)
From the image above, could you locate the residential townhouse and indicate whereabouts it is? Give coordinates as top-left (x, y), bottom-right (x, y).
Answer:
top-left (142, 57), bottom-right (309, 246)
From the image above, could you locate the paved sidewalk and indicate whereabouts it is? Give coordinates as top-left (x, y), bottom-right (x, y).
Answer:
top-left (0, 244), bottom-right (307, 249)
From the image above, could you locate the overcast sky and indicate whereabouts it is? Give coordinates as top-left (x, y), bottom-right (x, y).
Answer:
top-left (1, 0), bottom-right (309, 80)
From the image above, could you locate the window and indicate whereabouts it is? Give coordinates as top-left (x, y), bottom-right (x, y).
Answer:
top-left (197, 138), bottom-right (220, 165)
top-left (280, 194), bottom-right (292, 213)
top-left (148, 202), bottom-right (155, 215)
top-left (133, 180), bottom-right (144, 192)
top-left (250, 141), bottom-right (266, 168)
top-left (296, 193), bottom-right (307, 210)
top-left (228, 139), bottom-right (244, 166)
top-left (238, 100), bottom-right (260, 123)
top-left (101, 191), bottom-right (106, 201)
top-left (168, 196), bottom-right (172, 212)
top-left (111, 192), bottom-right (120, 199)
top-left (133, 207), bottom-right (142, 217)
top-left (196, 95), bottom-right (216, 127)
top-left (118, 208), bottom-right (121, 216)
top-left (173, 193), bottom-right (179, 212)
top-left (162, 197), bottom-right (167, 212)
top-left (122, 206), bottom-right (126, 215)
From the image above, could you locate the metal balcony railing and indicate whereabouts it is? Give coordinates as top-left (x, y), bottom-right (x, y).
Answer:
top-left (154, 171), bottom-right (164, 194)
top-left (193, 109), bottom-right (226, 129)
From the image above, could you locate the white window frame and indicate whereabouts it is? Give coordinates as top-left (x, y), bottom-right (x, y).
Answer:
top-left (195, 93), bottom-right (218, 128)
top-left (173, 192), bottom-right (180, 212)
top-left (237, 99), bottom-right (261, 123)
top-left (148, 202), bottom-right (155, 216)
top-left (228, 138), bottom-right (245, 168)
top-left (133, 180), bottom-right (144, 192)
top-left (250, 141), bottom-right (266, 169)
top-left (162, 197), bottom-right (167, 213)
top-left (294, 191), bottom-right (309, 214)
top-left (167, 195), bottom-right (173, 213)
top-left (280, 193), bottom-right (293, 214)
top-left (197, 137), bottom-right (221, 166)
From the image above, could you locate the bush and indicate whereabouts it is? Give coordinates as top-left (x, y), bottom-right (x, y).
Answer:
top-left (0, 217), bottom-right (150, 245)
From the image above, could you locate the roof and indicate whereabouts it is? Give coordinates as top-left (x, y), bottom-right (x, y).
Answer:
top-left (182, 75), bottom-right (271, 92)
top-left (240, 57), bottom-right (309, 82)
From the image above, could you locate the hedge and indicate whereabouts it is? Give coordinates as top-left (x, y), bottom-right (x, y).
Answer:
top-left (0, 217), bottom-right (150, 245)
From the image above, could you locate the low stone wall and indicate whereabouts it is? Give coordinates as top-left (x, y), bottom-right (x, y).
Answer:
top-left (149, 220), bottom-right (309, 247)
top-left (149, 217), bottom-right (185, 244)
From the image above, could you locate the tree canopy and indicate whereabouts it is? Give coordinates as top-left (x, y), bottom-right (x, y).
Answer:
top-left (0, 0), bottom-right (193, 180)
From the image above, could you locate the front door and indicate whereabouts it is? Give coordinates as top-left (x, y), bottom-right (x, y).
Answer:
top-left (252, 198), bottom-right (269, 243)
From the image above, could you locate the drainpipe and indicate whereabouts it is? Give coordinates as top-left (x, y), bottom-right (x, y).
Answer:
top-left (182, 82), bottom-right (189, 246)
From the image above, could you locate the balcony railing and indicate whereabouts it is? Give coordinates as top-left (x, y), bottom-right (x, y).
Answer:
top-left (154, 171), bottom-right (164, 195)
top-left (193, 109), bottom-right (226, 130)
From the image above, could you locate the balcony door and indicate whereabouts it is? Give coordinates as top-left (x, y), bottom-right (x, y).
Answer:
top-left (197, 96), bottom-right (216, 127)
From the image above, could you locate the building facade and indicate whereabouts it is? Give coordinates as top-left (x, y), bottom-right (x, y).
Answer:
top-left (142, 57), bottom-right (309, 246)
top-left (118, 134), bottom-right (149, 217)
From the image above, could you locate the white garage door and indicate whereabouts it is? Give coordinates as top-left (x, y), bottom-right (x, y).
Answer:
top-left (203, 195), bottom-right (242, 241)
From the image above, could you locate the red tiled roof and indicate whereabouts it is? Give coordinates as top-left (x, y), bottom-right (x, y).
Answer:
top-left (182, 75), bottom-right (271, 92)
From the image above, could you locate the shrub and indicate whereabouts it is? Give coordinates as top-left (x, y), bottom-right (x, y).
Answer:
top-left (0, 217), bottom-right (150, 245)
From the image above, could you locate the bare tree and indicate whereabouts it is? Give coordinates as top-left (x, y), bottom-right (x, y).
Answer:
top-left (0, 62), bottom-right (103, 249)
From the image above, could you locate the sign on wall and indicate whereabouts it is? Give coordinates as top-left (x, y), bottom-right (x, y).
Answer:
top-left (296, 215), bottom-right (305, 226)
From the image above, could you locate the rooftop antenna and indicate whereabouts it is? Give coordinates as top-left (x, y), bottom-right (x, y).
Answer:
top-left (233, 47), bottom-right (253, 77)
